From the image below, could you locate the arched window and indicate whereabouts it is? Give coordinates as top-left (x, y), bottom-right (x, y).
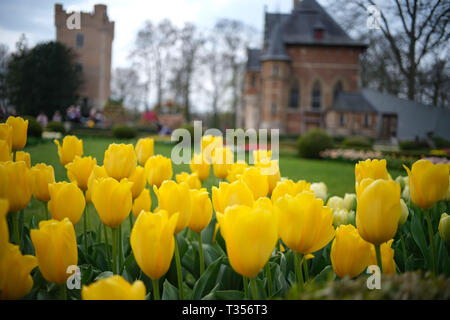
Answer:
top-left (333, 81), bottom-right (343, 101)
top-left (289, 82), bottom-right (300, 108)
top-left (311, 81), bottom-right (322, 109)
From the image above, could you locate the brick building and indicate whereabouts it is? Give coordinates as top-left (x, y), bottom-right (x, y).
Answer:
top-left (55, 3), bottom-right (114, 110)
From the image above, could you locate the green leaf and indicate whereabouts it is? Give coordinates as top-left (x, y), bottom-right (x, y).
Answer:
top-left (94, 271), bottom-right (113, 281)
top-left (191, 256), bottom-right (223, 300)
top-left (201, 283), bottom-right (221, 300)
top-left (410, 211), bottom-right (429, 268)
top-left (214, 290), bottom-right (245, 300)
top-left (312, 265), bottom-right (335, 284)
top-left (162, 279), bottom-right (178, 300)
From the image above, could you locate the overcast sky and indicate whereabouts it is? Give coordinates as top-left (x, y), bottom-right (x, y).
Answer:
top-left (0, 0), bottom-right (298, 69)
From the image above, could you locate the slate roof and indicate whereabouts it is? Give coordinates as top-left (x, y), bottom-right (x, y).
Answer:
top-left (247, 49), bottom-right (262, 71)
top-left (331, 92), bottom-right (377, 113)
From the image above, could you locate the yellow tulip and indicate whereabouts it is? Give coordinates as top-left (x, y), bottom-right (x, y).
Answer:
top-left (29, 163), bottom-right (55, 203)
top-left (0, 199), bottom-right (9, 260)
top-left (82, 275), bottom-right (146, 300)
top-left (6, 116), bottom-right (28, 150)
top-left (0, 140), bottom-right (12, 162)
top-left (104, 143), bottom-right (137, 181)
top-left (356, 178), bottom-right (401, 244)
top-left (310, 182), bottom-right (328, 201)
top-left (202, 135), bottom-right (223, 163)
top-left (217, 204), bottom-right (278, 278)
top-left (126, 165), bottom-right (146, 199)
top-left (135, 137), bottom-right (154, 166)
top-left (54, 135), bottom-right (83, 165)
top-left (30, 218), bottom-right (77, 284)
top-left (226, 161), bottom-right (248, 183)
top-left (439, 213), bottom-right (450, 245)
top-left (132, 188), bottom-right (151, 218)
top-left (212, 180), bottom-right (254, 215)
top-left (0, 243), bottom-right (37, 300)
top-left (0, 123), bottom-right (12, 153)
top-left (403, 159), bottom-right (449, 209)
top-left (239, 167), bottom-right (269, 200)
top-left (144, 155), bottom-right (173, 188)
top-left (153, 180), bottom-right (190, 234)
top-left (176, 171), bottom-right (202, 190)
top-left (190, 153), bottom-right (210, 182)
top-left (212, 146), bottom-right (233, 179)
top-left (355, 159), bottom-right (389, 185)
top-left (85, 165), bottom-right (109, 203)
top-left (92, 177), bottom-right (133, 228)
top-left (65, 155), bottom-right (97, 191)
top-left (370, 240), bottom-right (396, 274)
top-left (330, 224), bottom-right (372, 278)
top-left (274, 192), bottom-right (335, 254)
top-left (131, 210), bottom-right (179, 279)
top-left (271, 179), bottom-right (311, 204)
top-left (255, 159), bottom-right (281, 195)
top-left (188, 188), bottom-right (213, 233)
top-left (444, 176), bottom-right (450, 201)
top-left (0, 161), bottom-right (31, 212)
top-left (48, 181), bottom-right (85, 225)
top-left (15, 151), bottom-right (31, 168)
top-left (253, 149), bottom-right (271, 163)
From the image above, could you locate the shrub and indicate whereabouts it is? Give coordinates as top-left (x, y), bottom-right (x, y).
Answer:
top-left (399, 140), bottom-right (428, 151)
top-left (297, 129), bottom-right (333, 158)
top-left (433, 136), bottom-right (450, 149)
top-left (46, 121), bottom-right (66, 134)
top-left (112, 125), bottom-right (137, 139)
top-left (341, 136), bottom-right (372, 149)
top-left (23, 115), bottom-right (43, 138)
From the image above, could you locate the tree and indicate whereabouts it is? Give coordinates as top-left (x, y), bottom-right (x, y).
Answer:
top-left (111, 67), bottom-right (144, 110)
top-left (6, 41), bottom-right (82, 117)
top-left (0, 44), bottom-right (9, 108)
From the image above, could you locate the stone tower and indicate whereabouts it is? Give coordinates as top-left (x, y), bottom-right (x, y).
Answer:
top-left (55, 3), bottom-right (114, 110)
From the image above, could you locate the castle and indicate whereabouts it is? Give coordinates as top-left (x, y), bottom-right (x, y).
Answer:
top-left (54, 3), bottom-right (114, 110)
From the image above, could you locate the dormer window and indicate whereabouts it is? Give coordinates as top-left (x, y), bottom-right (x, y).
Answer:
top-left (314, 29), bottom-right (324, 40)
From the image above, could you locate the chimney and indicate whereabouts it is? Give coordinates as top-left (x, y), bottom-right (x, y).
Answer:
top-left (293, 0), bottom-right (300, 9)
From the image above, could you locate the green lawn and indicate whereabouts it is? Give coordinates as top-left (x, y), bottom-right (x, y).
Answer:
top-left (22, 136), bottom-right (404, 237)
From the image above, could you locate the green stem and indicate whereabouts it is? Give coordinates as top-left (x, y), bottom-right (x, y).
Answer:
top-left (60, 284), bottom-right (67, 300)
top-left (425, 212), bottom-right (437, 274)
top-left (400, 230), bottom-right (408, 272)
top-left (294, 252), bottom-right (304, 289)
top-left (250, 277), bottom-right (259, 300)
top-left (375, 244), bottom-right (383, 273)
top-left (129, 213), bottom-right (133, 230)
top-left (83, 205), bottom-right (88, 256)
top-left (243, 276), bottom-right (249, 299)
top-left (12, 211), bottom-right (20, 247)
top-left (303, 259), bottom-right (310, 282)
top-left (111, 227), bottom-right (117, 274)
top-left (174, 236), bottom-right (184, 300)
top-left (198, 232), bottom-right (205, 276)
top-left (104, 224), bottom-right (111, 271)
top-left (152, 278), bottom-right (160, 300)
top-left (118, 224), bottom-right (123, 273)
top-left (43, 202), bottom-right (49, 220)
top-left (265, 263), bottom-right (272, 297)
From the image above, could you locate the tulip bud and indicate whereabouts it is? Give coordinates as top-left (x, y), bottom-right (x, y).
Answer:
top-left (82, 275), bottom-right (146, 300)
top-left (274, 192), bottom-right (335, 254)
top-left (212, 180), bottom-right (254, 215)
top-left (310, 182), bottom-right (328, 201)
top-left (153, 181), bottom-right (191, 234)
top-left (54, 135), bottom-right (83, 165)
top-left (144, 155), bottom-right (173, 188)
top-left (355, 159), bottom-right (389, 185)
top-left (0, 243), bottom-right (37, 299)
top-left (132, 188), bottom-right (151, 218)
top-left (176, 171), bottom-right (202, 190)
top-left (126, 165), bottom-right (146, 199)
top-left (131, 210), bottom-right (179, 279)
top-left (190, 153), bottom-right (210, 182)
top-left (398, 198), bottom-right (409, 225)
top-left (15, 151), bottom-right (31, 168)
top-left (0, 140), bottom-right (12, 162)
top-left (66, 156), bottom-right (97, 191)
top-left (402, 185), bottom-right (411, 202)
top-left (212, 146), bottom-right (234, 179)
top-left (327, 196), bottom-right (345, 211)
top-left (239, 167), bottom-right (269, 200)
top-left (29, 163), bottom-right (55, 203)
top-left (439, 213), bottom-right (450, 245)
top-left (333, 208), bottom-right (350, 228)
top-left (217, 203), bottom-right (278, 278)
top-left (104, 143), bottom-right (137, 181)
top-left (30, 218), bottom-right (78, 284)
top-left (92, 177), bottom-right (133, 228)
top-left (48, 181), bottom-right (86, 225)
top-left (6, 116), bottom-right (28, 150)
top-left (135, 137), bottom-right (154, 166)
top-left (255, 159), bottom-right (281, 195)
top-left (0, 123), bottom-right (13, 153)
top-left (85, 165), bottom-right (109, 203)
top-left (343, 193), bottom-right (357, 211)
top-left (0, 199), bottom-right (9, 261)
top-left (356, 178), bottom-right (401, 244)
top-left (403, 159), bottom-right (449, 209)
top-left (188, 188), bottom-right (213, 233)
top-left (331, 224), bottom-right (372, 278)
top-left (0, 161), bottom-right (32, 212)
top-left (271, 179), bottom-right (311, 204)
top-left (226, 161), bottom-right (248, 183)
top-left (370, 240), bottom-right (396, 274)
top-left (395, 175), bottom-right (406, 190)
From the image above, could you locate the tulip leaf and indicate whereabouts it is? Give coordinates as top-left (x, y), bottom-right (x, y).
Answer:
top-left (162, 279), bottom-right (179, 300)
top-left (410, 211), bottom-right (429, 268)
top-left (191, 256), bottom-right (223, 300)
top-left (213, 290), bottom-right (245, 300)
top-left (94, 271), bottom-right (114, 281)
top-left (201, 283), bottom-right (221, 300)
top-left (312, 265), bottom-right (335, 284)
